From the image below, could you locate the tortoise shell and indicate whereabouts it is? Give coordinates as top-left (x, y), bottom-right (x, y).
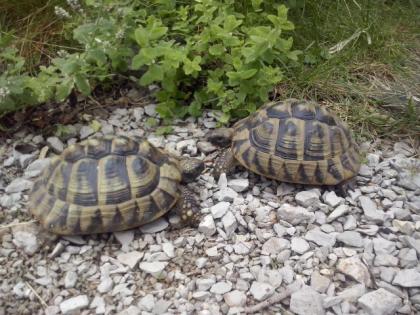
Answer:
top-left (231, 99), bottom-right (360, 185)
top-left (28, 136), bottom-right (182, 235)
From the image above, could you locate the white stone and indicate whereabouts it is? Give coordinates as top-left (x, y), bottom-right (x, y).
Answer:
top-left (337, 256), bottom-right (372, 286)
top-left (139, 262), bottom-right (167, 276)
top-left (162, 243), bottom-right (175, 258)
top-left (138, 294), bottom-right (155, 311)
top-left (210, 281), bottom-right (232, 295)
top-left (359, 196), bottom-right (386, 223)
top-left (139, 218), bottom-right (168, 233)
top-left (24, 158), bottom-right (51, 178)
top-left (6, 178), bottom-right (33, 193)
top-left (114, 230), bottom-right (134, 251)
top-left (198, 214), bottom-right (216, 236)
top-left (197, 278), bottom-right (216, 291)
top-left (233, 241), bottom-right (252, 255)
top-left (323, 191), bottom-right (343, 208)
top-left (196, 257), bottom-right (208, 268)
top-left (358, 288), bottom-right (402, 315)
top-left (59, 295), bottom-right (89, 314)
top-left (227, 178), bottom-right (249, 192)
top-left (249, 282), bottom-right (274, 301)
top-left (210, 202), bottom-right (230, 219)
top-left (336, 231), bottom-right (364, 247)
top-left (392, 269), bottom-right (420, 287)
top-left (392, 220), bottom-right (415, 235)
top-left (214, 187), bottom-right (238, 202)
top-left (295, 190), bottom-right (320, 207)
top-left (119, 305), bottom-right (141, 315)
top-left (144, 104), bottom-right (157, 116)
top-left (305, 227), bottom-right (336, 247)
top-left (326, 204), bottom-right (349, 223)
top-left (133, 107), bottom-right (144, 121)
top-left (222, 211), bottom-right (237, 236)
top-left (192, 291), bottom-right (211, 301)
top-left (97, 277), bottom-right (113, 293)
top-left (90, 296), bottom-right (105, 314)
top-left (277, 203), bottom-right (315, 225)
top-left (12, 230), bottom-right (39, 255)
top-left (310, 271), bottom-right (330, 293)
top-left (224, 290), bottom-right (246, 307)
top-left (64, 271), bottom-right (77, 289)
top-left (291, 237), bottom-right (310, 254)
top-left (290, 286), bottom-right (325, 315)
top-left (80, 126), bottom-right (94, 139)
top-left (373, 237), bottom-right (396, 254)
top-left (117, 251), bottom-right (143, 269)
top-left (47, 136), bottom-right (64, 152)
top-left (262, 237), bottom-right (290, 255)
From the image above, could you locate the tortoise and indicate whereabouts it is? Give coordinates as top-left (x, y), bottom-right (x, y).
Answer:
top-left (28, 135), bottom-right (204, 235)
top-left (207, 99), bottom-right (360, 189)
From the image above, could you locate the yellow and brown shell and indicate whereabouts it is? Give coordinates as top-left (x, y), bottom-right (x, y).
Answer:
top-left (231, 99), bottom-right (360, 185)
top-left (28, 136), bottom-right (182, 235)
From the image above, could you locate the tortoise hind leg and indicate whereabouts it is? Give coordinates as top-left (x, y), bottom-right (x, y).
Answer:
top-left (213, 148), bottom-right (237, 179)
top-left (334, 178), bottom-right (357, 197)
top-left (175, 186), bottom-right (200, 226)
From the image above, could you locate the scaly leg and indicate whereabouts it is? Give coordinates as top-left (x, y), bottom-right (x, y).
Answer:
top-left (213, 148), bottom-right (237, 179)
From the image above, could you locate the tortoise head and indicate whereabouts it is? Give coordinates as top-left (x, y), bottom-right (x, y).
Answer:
top-left (205, 128), bottom-right (234, 147)
top-left (179, 157), bottom-right (204, 184)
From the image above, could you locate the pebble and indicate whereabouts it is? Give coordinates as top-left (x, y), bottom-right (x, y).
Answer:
top-left (138, 294), bottom-right (155, 311)
top-left (290, 285), bottom-right (325, 315)
top-left (198, 214), bottom-right (216, 236)
top-left (47, 136), bottom-right (64, 152)
top-left (262, 237), bottom-right (290, 255)
top-left (210, 282), bottom-right (232, 295)
top-left (139, 218), bottom-right (168, 233)
top-left (64, 271), bottom-right (78, 289)
top-left (144, 104), bottom-right (157, 116)
top-left (249, 282), bottom-right (274, 301)
top-left (12, 230), bottom-right (39, 255)
top-left (114, 230), bottom-right (134, 251)
top-left (336, 231), bottom-right (364, 247)
top-left (326, 204), bottom-right (349, 223)
top-left (295, 190), bottom-right (320, 207)
top-left (90, 296), bottom-right (105, 314)
top-left (79, 126), bottom-right (94, 139)
top-left (227, 178), bottom-right (249, 192)
top-left (97, 277), bottom-right (113, 293)
top-left (24, 158), bottom-right (50, 178)
top-left (323, 191), bottom-right (343, 208)
top-left (291, 237), bottom-right (310, 254)
top-left (117, 251), bottom-right (144, 269)
top-left (197, 278), bottom-right (216, 291)
top-left (210, 202), bottom-right (230, 219)
top-left (139, 262), bottom-right (167, 276)
top-left (162, 243), bottom-right (175, 258)
top-left (358, 288), bottom-right (402, 315)
top-left (197, 141), bottom-right (217, 153)
top-left (59, 295), bottom-right (89, 314)
top-left (277, 203), bottom-right (315, 224)
top-left (305, 227), bottom-right (336, 247)
top-left (224, 290), bottom-right (246, 307)
top-left (5, 178), bottom-right (33, 193)
top-left (392, 269), bottom-right (420, 287)
top-left (359, 196), bottom-right (386, 223)
top-left (311, 271), bottom-right (331, 293)
top-left (222, 211), bottom-right (237, 237)
top-left (337, 256), bottom-right (372, 286)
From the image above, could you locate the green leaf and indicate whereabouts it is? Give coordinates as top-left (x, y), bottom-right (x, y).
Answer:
top-left (90, 119), bottom-right (102, 132)
top-left (207, 78), bottom-right (223, 93)
top-left (139, 64), bottom-right (164, 85)
top-left (131, 47), bottom-right (160, 69)
top-left (86, 49), bottom-right (107, 65)
top-left (183, 56), bottom-right (202, 75)
top-left (134, 27), bottom-right (149, 46)
top-left (150, 26), bottom-right (168, 40)
top-left (209, 44), bottom-right (224, 56)
top-left (56, 78), bottom-right (74, 101)
top-left (156, 126), bottom-right (173, 135)
top-left (74, 74), bottom-right (91, 95)
top-left (224, 15), bottom-right (242, 32)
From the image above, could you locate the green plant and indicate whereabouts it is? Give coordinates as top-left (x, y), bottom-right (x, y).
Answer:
top-left (130, 1), bottom-right (299, 122)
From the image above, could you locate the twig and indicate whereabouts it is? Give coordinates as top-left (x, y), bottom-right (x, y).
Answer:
top-left (0, 220), bottom-right (37, 231)
top-left (243, 281), bottom-right (303, 314)
top-left (244, 288), bottom-right (293, 313)
top-left (25, 281), bottom-right (48, 309)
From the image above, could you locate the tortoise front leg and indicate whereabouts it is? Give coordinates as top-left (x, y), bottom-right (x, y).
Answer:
top-left (213, 148), bottom-right (237, 179)
top-left (334, 178), bottom-right (357, 197)
top-left (175, 186), bottom-right (201, 226)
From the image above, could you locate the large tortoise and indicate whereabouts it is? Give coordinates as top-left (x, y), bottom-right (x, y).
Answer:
top-left (207, 99), bottom-right (360, 189)
top-left (28, 136), bottom-right (204, 235)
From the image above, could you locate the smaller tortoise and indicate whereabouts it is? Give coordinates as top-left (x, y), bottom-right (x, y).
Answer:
top-left (28, 136), bottom-right (204, 235)
top-left (207, 99), bottom-right (360, 189)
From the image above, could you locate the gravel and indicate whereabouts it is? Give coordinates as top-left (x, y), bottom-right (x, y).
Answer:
top-left (1, 104), bottom-right (419, 315)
